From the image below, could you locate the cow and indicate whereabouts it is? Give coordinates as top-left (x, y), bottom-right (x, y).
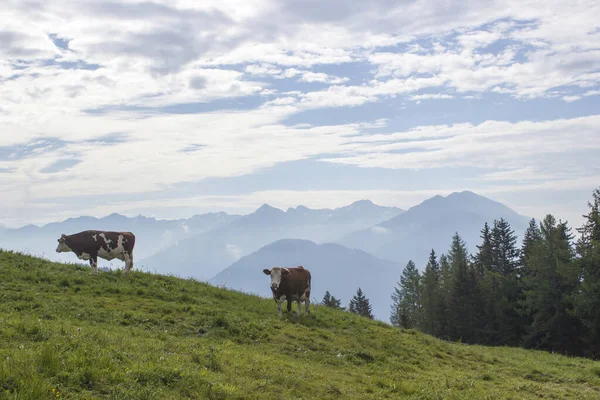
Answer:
top-left (55, 230), bottom-right (135, 275)
top-left (263, 266), bottom-right (311, 318)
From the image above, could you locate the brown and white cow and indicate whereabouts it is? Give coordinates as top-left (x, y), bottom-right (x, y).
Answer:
top-left (56, 230), bottom-right (135, 275)
top-left (263, 266), bottom-right (311, 318)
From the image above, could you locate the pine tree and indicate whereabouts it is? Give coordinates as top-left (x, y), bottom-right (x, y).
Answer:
top-left (522, 215), bottom-right (584, 355)
top-left (490, 218), bottom-right (520, 276)
top-left (521, 218), bottom-right (542, 267)
top-left (574, 187), bottom-right (600, 357)
top-left (438, 253), bottom-right (452, 338)
top-left (349, 288), bottom-right (374, 319)
top-left (321, 290), bottom-right (343, 309)
top-left (475, 222), bottom-right (493, 276)
top-left (481, 218), bottom-right (523, 346)
top-left (390, 260), bottom-right (421, 328)
top-left (420, 249), bottom-right (441, 335)
top-left (447, 232), bottom-right (476, 342)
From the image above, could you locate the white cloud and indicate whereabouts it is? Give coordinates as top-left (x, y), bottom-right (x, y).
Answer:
top-left (298, 71), bottom-right (349, 84)
top-left (410, 93), bottom-right (454, 100)
top-left (563, 95), bottom-right (582, 103)
top-left (244, 63), bottom-right (282, 76)
top-left (320, 115), bottom-right (600, 176)
top-left (1, 0), bottom-right (599, 229)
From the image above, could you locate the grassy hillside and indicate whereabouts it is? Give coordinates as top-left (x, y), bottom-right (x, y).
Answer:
top-left (0, 251), bottom-right (599, 399)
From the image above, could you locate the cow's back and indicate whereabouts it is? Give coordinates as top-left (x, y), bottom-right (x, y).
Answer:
top-left (68, 230), bottom-right (135, 253)
top-left (282, 266), bottom-right (311, 295)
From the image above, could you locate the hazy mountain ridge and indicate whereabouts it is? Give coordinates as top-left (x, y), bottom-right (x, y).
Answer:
top-left (140, 200), bottom-right (404, 280)
top-left (209, 238), bottom-right (402, 321)
top-left (339, 191), bottom-right (531, 269)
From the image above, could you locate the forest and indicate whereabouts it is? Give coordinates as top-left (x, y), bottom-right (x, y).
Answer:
top-left (323, 187), bottom-right (600, 359)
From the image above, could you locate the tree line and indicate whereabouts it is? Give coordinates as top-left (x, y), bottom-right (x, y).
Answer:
top-left (389, 187), bottom-right (600, 358)
top-left (322, 187), bottom-right (600, 359)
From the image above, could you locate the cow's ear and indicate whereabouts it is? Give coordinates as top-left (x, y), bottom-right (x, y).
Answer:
top-left (282, 268), bottom-right (290, 276)
top-left (263, 269), bottom-right (271, 275)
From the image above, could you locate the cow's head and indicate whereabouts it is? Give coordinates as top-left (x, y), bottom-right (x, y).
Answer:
top-left (263, 267), bottom-right (289, 291)
top-left (55, 234), bottom-right (71, 253)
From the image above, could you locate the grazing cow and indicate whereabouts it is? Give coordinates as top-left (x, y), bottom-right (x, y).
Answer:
top-left (55, 230), bottom-right (135, 275)
top-left (263, 266), bottom-right (311, 317)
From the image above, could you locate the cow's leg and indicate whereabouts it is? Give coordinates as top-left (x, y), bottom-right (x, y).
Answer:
top-left (123, 251), bottom-right (133, 275)
top-left (296, 299), bottom-right (303, 316)
top-left (276, 299), bottom-right (284, 318)
top-left (90, 257), bottom-right (98, 275)
top-left (304, 289), bottom-right (311, 314)
top-left (286, 299), bottom-right (292, 313)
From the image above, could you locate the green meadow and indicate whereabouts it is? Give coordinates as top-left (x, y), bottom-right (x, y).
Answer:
top-left (0, 250), bottom-right (599, 399)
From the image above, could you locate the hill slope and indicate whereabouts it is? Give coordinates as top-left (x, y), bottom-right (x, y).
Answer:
top-left (209, 239), bottom-right (402, 321)
top-left (0, 251), bottom-right (599, 399)
top-left (340, 191), bottom-right (531, 269)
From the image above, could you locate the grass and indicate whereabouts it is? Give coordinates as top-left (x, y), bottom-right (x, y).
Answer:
top-left (0, 250), bottom-right (599, 399)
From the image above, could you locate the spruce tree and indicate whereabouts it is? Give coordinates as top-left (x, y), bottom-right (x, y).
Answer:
top-left (349, 288), bottom-right (374, 319)
top-left (390, 260), bottom-right (421, 328)
top-left (574, 187), bottom-right (600, 357)
top-left (438, 253), bottom-right (452, 338)
top-left (490, 218), bottom-right (520, 276)
top-left (484, 218), bottom-right (523, 346)
top-left (521, 218), bottom-right (542, 267)
top-left (420, 250), bottom-right (441, 335)
top-left (522, 215), bottom-right (584, 355)
top-left (321, 291), bottom-right (343, 309)
top-left (447, 232), bottom-right (476, 342)
top-left (475, 222), bottom-right (493, 276)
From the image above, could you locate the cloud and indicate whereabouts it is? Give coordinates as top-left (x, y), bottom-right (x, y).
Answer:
top-left (0, 0), bottom-right (598, 229)
top-left (298, 71), bottom-right (349, 84)
top-left (564, 90), bottom-right (600, 102)
top-left (563, 95), bottom-right (582, 103)
top-left (320, 115), bottom-right (600, 176)
top-left (410, 94), bottom-right (455, 100)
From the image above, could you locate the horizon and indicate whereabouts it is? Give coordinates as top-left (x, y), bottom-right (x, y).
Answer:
top-left (1, 1), bottom-right (599, 230)
top-left (1, 189), bottom-right (577, 231)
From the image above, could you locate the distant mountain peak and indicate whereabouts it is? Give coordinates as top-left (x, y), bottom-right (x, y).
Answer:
top-left (104, 212), bottom-right (126, 220)
top-left (254, 204), bottom-right (284, 215)
top-left (447, 190), bottom-right (482, 199)
top-left (350, 199), bottom-right (375, 206)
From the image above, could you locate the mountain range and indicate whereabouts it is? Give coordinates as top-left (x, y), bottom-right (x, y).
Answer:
top-left (139, 200), bottom-right (403, 280)
top-left (0, 191), bottom-right (533, 321)
top-left (340, 191), bottom-right (531, 268)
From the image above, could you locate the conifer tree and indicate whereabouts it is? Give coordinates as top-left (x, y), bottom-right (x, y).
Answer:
top-left (484, 218), bottom-right (523, 346)
top-left (349, 288), bottom-right (374, 319)
top-left (420, 249), bottom-right (441, 335)
top-left (321, 290), bottom-right (343, 309)
top-left (447, 232), bottom-right (476, 342)
top-left (574, 187), bottom-right (600, 357)
top-left (490, 218), bottom-right (520, 276)
top-left (437, 253), bottom-right (452, 338)
top-left (521, 218), bottom-right (542, 267)
top-left (390, 260), bottom-right (421, 328)
top-left (522, 215), bottom-right (584, 355)
top-left (475, 222), bottom-right (493, 276)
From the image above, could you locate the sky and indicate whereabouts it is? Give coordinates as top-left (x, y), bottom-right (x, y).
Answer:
top-left (0, 0), bottom-right (599, 229)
